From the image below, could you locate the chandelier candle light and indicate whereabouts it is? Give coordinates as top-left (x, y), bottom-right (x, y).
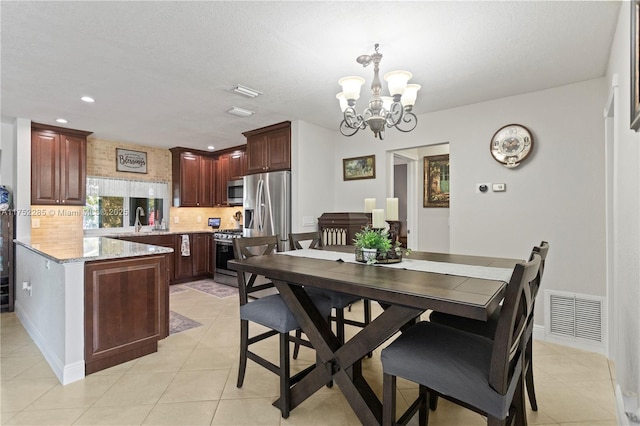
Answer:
top-left (337, 43), bottom-right (420, 139)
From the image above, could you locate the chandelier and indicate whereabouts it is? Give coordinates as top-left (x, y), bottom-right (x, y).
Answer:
top-left (336, 44), bottom-right (420, 140)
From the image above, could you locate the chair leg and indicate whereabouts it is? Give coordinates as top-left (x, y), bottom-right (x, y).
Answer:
top-left (514, 372), bottom-right (527, 426)
top-left (279, 332), bottom-right (291, 418)
top-left (429, 393), bottom-right (438, 411)
top-left (382, 372), bottom-right (396, 426)
top-left (237, 319), bottom-right (249, 388)
top-left (525, 339), bottom-right (538, 411)
top-left (418, 385), bottom-right (429, 426)
top-left (292, 329), bottom-right (302, 359)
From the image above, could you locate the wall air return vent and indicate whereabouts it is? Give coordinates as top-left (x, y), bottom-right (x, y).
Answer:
top-left (545, 290), bottom-right (606, 352)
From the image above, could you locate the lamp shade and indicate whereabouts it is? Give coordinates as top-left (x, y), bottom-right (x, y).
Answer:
top-left (384, 70), bottom-right (412, 96)
top-left (401, 84), bottom-right (421, 107)
top-left (381, 96), bottom-right (393, 112)
top-left (338, 76), bottom-right (366, 101)
top-left (336, 92), bottom-right (348, 112)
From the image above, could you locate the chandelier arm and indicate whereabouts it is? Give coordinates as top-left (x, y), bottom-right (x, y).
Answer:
top-left (343, 107), bottom-right (366, 130)
top-left (394, 111), bottom-right (418, 133)
top-left (340, 120), bottom-right (361, 137)
top-left (385, 101), bottom-right (404, 127)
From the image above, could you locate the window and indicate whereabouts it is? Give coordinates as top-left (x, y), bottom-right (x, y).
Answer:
top-left (83, 177), bottom-right (169, 233)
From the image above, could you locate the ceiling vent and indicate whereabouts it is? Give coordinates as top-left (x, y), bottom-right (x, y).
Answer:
top-left (544, 290), bottom-right (605, 350)
top-left (232, 84), bottom-right (262, 98)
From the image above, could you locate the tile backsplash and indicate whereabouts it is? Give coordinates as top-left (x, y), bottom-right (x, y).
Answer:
top-left (170, 206), bottom-right (243, 232)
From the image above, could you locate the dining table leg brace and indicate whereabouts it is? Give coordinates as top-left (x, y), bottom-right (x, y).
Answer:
top-left (273, 279), bottom-right (424, 425)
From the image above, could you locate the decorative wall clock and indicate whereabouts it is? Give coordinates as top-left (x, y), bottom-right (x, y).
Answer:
top-left (490, 124), bottom-right (533, 168)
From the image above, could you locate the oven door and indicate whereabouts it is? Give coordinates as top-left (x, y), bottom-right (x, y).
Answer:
top-left (214, 240), bottom-right (236, 277)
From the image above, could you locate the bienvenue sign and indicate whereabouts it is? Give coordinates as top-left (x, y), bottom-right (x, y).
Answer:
top-left (116, 148), bottom-right (147, 174)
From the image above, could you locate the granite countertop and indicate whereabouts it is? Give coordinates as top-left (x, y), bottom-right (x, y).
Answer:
top-left (107, 229), bottom-right (217, 237)
top-left (15, 236), bottom-right (174, 264)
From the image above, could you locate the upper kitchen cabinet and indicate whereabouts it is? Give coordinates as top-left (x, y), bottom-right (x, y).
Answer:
top-left (170, 148), bottom-right (215, 207)
top-left (215, 154), bottom-right (229, 206)
top-left (228, 150), bottom-right (246, 180)
top-left (243, 121), bottom-right (291, 174)
top-left (31, 122), bottom-right (92, 206)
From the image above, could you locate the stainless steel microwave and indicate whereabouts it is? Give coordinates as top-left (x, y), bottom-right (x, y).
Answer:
top-left (227, 179), bottom-right (244, 206)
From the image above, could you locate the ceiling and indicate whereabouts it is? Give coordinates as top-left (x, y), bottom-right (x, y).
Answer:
top-left (1, 1), bottom-right (621, 152)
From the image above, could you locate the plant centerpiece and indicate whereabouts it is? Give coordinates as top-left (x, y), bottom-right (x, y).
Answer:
top-left (353, 226), bottom-right (405, 264)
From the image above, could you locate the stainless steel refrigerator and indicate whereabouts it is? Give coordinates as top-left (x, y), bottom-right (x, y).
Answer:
top-left (243, 171), bottom-right (291, 252)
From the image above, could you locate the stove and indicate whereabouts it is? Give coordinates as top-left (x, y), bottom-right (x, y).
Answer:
top-left (213, 229), bottom-right (243, 285)
top-left (213, 229), bottom-right (243, 243)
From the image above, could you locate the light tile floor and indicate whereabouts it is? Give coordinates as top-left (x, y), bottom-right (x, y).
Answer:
top-left (0, 284), bottom-right (620, 425)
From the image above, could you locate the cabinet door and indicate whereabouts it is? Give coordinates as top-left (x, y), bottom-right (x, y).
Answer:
top-left (174, 234), bottom-right (194, 279)
top-left (266, 128), bottom-right (291, 171)
top-left (216, 154), bottom-right (230, 205)
top-left (246, 135), bottom-right (268, 174)
top-left (206, 235), bottom-right (215, 275)
top-left (228, 151), bottom-right (246, 180)
top-left (199, 156), bottom-right (215, 207)
top-left (179, 153), bottom-right (200, 207)
top-left (191, 233), bottom-right (209, 276)
top-left (59, 134), bottom-right (86, 205)
top-left (31, 131), bottom-right (60, 205)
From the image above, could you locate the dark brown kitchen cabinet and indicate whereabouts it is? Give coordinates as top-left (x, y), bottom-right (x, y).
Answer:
top-left (170, 148), bottom-right (215, 207)
top-left (244, 121), bottom-right (291, 174)
top-left (31, 122), bottom-right (92, 206)
top-left (215, 154), bottom-right (229, 206)
top-left (191, 233), bottom-right (210, 276)
top-left (228, 150), bottom-right (246, 180)
top-left (84, 254), bottom-right (169, 374)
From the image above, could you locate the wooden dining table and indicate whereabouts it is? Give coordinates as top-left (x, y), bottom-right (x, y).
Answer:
top-left (228, 247), bottom-right (520, 425)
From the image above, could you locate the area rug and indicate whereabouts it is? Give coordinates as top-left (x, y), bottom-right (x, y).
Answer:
top-left (169, 310), bottom-right (202, 335)
top-left (169, 285), bottom-right (187, 295)
top-left (184, 280), bottom-right (238, 298)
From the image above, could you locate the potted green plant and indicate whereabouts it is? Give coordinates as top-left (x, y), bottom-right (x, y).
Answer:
top-left (353, 226), bottom-right (399, 264)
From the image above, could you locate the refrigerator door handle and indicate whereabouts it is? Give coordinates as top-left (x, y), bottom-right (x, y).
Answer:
top-left (256, 179), bottom-right (265, 232)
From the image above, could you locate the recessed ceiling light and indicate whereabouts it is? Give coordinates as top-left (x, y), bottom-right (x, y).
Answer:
top-left (56, 118), bottom-right (68, 124)
top-left (207, 145), bottom-right (215, 150)
top-left (81, 96), bottom-right (95, 103)
top-left (232, 84), bottom-right (262, 98)
top-left (227, 106), bottom-right (254, 117)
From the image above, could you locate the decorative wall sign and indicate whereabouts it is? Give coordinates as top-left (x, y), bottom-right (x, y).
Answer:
top-left (116, 148), bottom-right (147, 173)
top-left (631, 0), bottom-right (640, 131)
top-left (424, 154), bottom-right (450, 208)
top-left (343, 155), bottom-right (376, 181)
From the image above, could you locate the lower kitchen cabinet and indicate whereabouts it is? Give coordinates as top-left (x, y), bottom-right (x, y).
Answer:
top-left (84, 254), bottom-right (169, 374)
top-left (115, 233), bottom-right (214, 284)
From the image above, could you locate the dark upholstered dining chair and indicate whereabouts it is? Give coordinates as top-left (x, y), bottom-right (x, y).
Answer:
top-left (289, 231), bottom-right (372, 358)
top-left (233, 235), bottom-right (332, 418)
top-left (381, 252), bottom-right (542, 426)
top-left (429, 241), bottom-right (549, 411)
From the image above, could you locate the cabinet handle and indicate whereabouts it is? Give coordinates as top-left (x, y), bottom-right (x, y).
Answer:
top-left (56, 200), bottom-right (60, 204)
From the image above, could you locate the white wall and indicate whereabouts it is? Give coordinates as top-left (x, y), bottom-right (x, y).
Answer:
top-left (331, 78), bottom-right (608, 334)
top-left (15, 246), bottom-right (85, 385)
top-left (290, 120), bottom-right (337, 233)
top-left (417, 144), bottom-right (450, 253)
top-left (0, 120), bottom-right (16, 191)
top-left (605, 2), bottom-right (640, 414)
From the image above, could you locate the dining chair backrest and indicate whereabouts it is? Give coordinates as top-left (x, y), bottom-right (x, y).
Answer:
top-left (489, 253), bottom-right (541, 394)
top-left (531, 241), bottom-right (549, 298)
top-left (233, 235), bottom-right (279, 305)
top-left (289, 231), bottom-right (322, 250)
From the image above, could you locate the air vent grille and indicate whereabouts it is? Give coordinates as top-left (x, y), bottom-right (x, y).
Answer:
top-left (547, 291), bottom-right (603, 343)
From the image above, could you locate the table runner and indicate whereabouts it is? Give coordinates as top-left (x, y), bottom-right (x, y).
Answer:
top-left (279, 248), bottom-right (513, 283)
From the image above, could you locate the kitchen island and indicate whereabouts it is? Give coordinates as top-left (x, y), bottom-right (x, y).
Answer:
top-left (14, 236), bottom-right (173, 384)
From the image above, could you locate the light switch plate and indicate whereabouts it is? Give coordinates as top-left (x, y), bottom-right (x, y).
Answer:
top-left (174, 217), bottom-right (179, 224)
top-left (492, 183), bottom-right (506, 192)
top-left (32, 218), bottom-right (40, 228)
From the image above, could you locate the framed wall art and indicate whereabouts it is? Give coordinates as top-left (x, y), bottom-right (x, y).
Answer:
top-left (423, 154), bottom-right (450, 208)
top-left (116, 148), bottom-right (148, 174)
top-left (343, 155), bottom-right (376, 181)
top-left (632, 0), bottom-right (640, 131)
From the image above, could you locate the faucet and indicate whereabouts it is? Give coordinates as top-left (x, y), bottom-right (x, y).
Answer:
top-left (134, 207), bottom-right (145, 232)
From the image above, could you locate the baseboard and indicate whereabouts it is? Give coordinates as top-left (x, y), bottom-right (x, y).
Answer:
top-left (532, 323), bottom-right (606, 355)
top-left (14, 301), bottom-right (84, 385)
